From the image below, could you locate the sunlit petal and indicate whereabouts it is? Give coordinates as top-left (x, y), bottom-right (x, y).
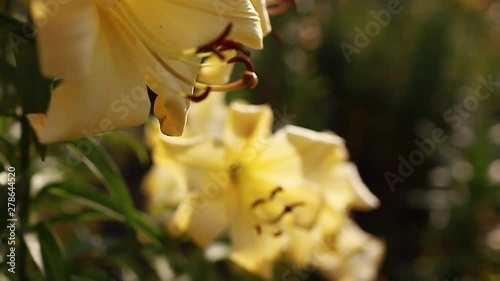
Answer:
top-left (172, 192), bottom-right (231, 246)
top-left (224, 102), bottom-right (273, 153)
top-left (31, 0), bottom-right (99, 78)
top-left (321, 163), bottom-right (380, 211)
top-left (229, 206), bottom-right (286, 278)
top-left (253, 125), bottom-right (348, 187)
top-left (153, 92), bottom-right (190, 136)
top-left (251, 0), bottom-right (272, 35)
top-left (124, 0), bottom-right (263, 49)
top-left (28, 14), bottom-right (149, 143)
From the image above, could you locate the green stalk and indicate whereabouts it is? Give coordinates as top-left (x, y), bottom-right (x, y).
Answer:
top-left (17, 116), bottom-right (31, 281)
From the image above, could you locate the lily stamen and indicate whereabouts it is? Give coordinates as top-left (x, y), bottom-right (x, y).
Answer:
top-left (252, 198), bottom-right (267, 208)
top-left (266, 201), bottom-right (305, 224)
top-left (117, 2), bottom-right (258, 102)
top-left (269, 186), bottom-right (284, 200)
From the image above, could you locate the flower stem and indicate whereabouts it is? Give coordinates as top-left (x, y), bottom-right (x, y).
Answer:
top-left (18, 116), bottom-right (31, 281)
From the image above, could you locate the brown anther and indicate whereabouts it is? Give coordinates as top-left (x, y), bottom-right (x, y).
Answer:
top-left (284, 201), bottom-right (305, 213)
top-left (255, 225), bottom-right (262, 235)
top-left (196, 24), bottom-right (233, 55)
top-left (269, 186), bottom-right (283, 200)
top-left (228, 56), bottom-right (255, 72)
top-left (219, 41), bottom-right (251, 56)
top-left (267, 201), bottom-right (306, 224)
top-left (273, 230), bottom-right (283, 237)
top-left (251, 198), bottom-right (266, 208)
top-left (242, 71), bottom-right (259, 89)
top-left (187, 87), bottom-right (211, 102)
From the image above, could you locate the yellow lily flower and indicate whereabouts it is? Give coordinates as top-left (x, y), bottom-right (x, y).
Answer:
top-left (27, 0), bottom-right (265, 143)
top-left (144, 101), bottom-right (351, 278)
top-left (286, 157), bottom-right (382, 276)
top-left (313, 219), bottom-right (385, 281)
top-left (284, 149), bottom-right (381, 266)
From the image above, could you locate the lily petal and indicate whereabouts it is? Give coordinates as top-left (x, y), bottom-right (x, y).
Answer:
top-left (229, 205), bottom-right (286, 278)
top-left (31, 0), bottom-right (99, 78)
top-left (317, 219), bottom-right (385, 281)
top-left (321, 163), bottom-right (380, 211)
top-left (252, 125), bottom-right (348, 187)
top-left (224, 102), bottom-right (273, 155)
top-left (142, 164), bottom-right (188, 215)
top-left (124, 0), bottom-right (263, 49)
top-left (28, 13), bottom-right (149, 143)
top-left (251, 0), bottom-right (272, 36)
top-left (287, 206), bottom-right (344, 266)
top-left (172, 192), bottom-right (231, 246)
top-left (153, 91), bottom-right (190, 136)
top-left (153, 135), bottom-right (226, 172)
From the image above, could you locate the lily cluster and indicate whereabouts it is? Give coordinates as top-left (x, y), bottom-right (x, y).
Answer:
top-left (25, 0), bottom-right (385, 278)
top-left (143, 57), bottom-right (384, 280)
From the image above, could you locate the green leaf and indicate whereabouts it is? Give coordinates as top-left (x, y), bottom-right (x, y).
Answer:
top-left (103, 132), bottom-right (150, 165)
top-left (37, 224), bottom-right (71, 281)
top-left (44, 180), bottom-right (124, 222)
top-left (130, 211), bottom-right (162, 246)
top-left (66, 138), bottom-right (135, 217)
top-left (39, 209), bottom-right (114, 226)
top-left (42, 180), bottom-right (162, 247)
top-left (0, 136), bottom-right (16, 165)
top-left (38, 226), bottom-right (70, 281)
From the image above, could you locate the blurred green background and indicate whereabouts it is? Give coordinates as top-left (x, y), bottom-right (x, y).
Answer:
top-left (242, 0), bottom-right (500, 280)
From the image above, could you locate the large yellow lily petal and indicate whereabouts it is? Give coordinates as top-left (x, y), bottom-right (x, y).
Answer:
top-left (28, 12), bottom-right (149, 143)
top-left (124, 0), bottom-right (263, 50)
top-left (31, 0), bottom-right (99, 78)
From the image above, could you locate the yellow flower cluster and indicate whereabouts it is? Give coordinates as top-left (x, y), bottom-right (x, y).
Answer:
top-left (26, 0), bottom-right (385, 277)
top-left (143, 56), bottom-right (385, 280)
